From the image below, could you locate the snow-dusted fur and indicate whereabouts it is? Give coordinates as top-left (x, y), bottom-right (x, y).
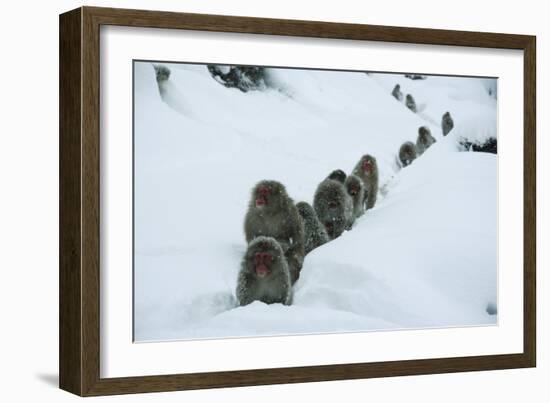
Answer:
top-left (296, 201), bottom-right (330, 255)
top-left (313, 179), bottom-right (354, 239)
top-left (405, 94), bottom-right (417, 113)
top-left (344, 174), bottom-right (365, 223)
top-left (391, 84), bottom-right (403, 101)
top-left (244, 180), bottom-right (305, 284)
top-left (352, 154), bottom-right (379, 210)
top-left (399, 141), bottom-right (418, 167)
top-left (236, 236), bottom-right (293, 306)
top-left (442, 111), bottom-right (455, 136)
top-left (416, 126), bottom-right (437, 155)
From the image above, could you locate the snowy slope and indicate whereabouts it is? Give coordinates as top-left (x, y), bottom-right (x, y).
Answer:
top-left (133, 62), bottom-right (497, 341)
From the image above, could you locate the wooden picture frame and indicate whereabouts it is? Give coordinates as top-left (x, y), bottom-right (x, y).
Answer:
top-left (59, 6), bottom-right (536, 396)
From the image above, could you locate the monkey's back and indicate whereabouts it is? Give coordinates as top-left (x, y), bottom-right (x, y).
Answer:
top-left (416, 132), bottom-right (436, 155)
top-left (399, 141), bottom-right (417, 167)
top-left (313, 179), bottom-right (353, 238)
top-left (296, 202), bottom-right (329, 254)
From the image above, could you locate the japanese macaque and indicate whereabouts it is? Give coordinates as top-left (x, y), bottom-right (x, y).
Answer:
top-left (296, 201), bottom-right (330, 255)
top-left (327, 169), bottom-right (347, 184)
top-left (399, 141), bottom-right (417, 167)
top-left (153, 65), bottom-right (171, 83)
top-left (344, 174), bottom-right (365, 223)
top-left (313, 179), bottom-right (353, 239)
top-left (236, 236), bottom-right (293, 306)
top-left (416, 126), bottom-right (436, 155)
top-left (244, 180), bottom-right (305, 284)
top-left (405, 94), bottom-right (417, 113)
top-left (391, 84), bottom-right (403, 101)
top-left (352, 154), bottom-right (379, 210)
top-left (442, 111), bottom-right (454, 136)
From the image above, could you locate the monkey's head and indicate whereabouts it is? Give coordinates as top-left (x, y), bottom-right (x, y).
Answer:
top-left (418, 126), bottom-right (431, 139)
top-left (153, 65), bottom-right (171, 82)
top-left (359, 155), bottom-right (377, 176)
top-left (296, 201), bottom-right (314, 220)
top-left (251, 180), bottom-right (288, 211)
top-left (395, 84), bottom-right (400, 89)
top-left (406, 94), bottom-right (413, 101)
top-left (443, 111), bottom-right (452, 120)
top-left (245, 236), bottom-right (285, 279)
top-left (345, 175), bottom-right (363, 197)
top-left (327, 169), bottom-right (347, 184)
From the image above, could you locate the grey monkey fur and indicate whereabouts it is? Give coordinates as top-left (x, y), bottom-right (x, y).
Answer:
top-left (236, 236), bottom-right (293, 306)
top-left (344, 174), bottom-right (365, 223)
top-left (153, 65), bottom-right (171, 83)
top-left (442, 111), bottom-right (454, 136)
top-left (352, 154), bottom-right (379, 210)
top-left (405, 94), bottom-right (417, 113)
top-left (391, 84), bottom-right (403, 101)
top-left (399, 141), bottom-right (418, 167)
top-left (296, 201), bottom-right (330, 255)
top-left (416, 126), bottom-right (436, 155)
top-left (244, 180), bottom-right (305, 284)
top-left (327, 169), bottom-right (347, 184)
top-left (313, 179), bottom-right (353, 240)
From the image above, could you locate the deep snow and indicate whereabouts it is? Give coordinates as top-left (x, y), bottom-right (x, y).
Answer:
top-left (133, 62), bottom-right (497, 341)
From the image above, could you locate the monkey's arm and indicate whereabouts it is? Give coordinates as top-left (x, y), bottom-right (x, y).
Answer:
top-left (236, 272), bottom-right (256, 306)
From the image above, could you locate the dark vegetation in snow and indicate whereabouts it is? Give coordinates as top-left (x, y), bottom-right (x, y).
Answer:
top-left (405, 74), bottom-right (427, 80)
top-left (207, 65), bottom-right (268, 92)
top-left (459, 137), bottom-right (498, 154)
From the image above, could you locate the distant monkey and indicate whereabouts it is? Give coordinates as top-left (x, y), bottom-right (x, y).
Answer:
top-left (416, 126), bottom-right (436, 155)
top-left (327, 169), bottom-right (347, 184)
top-left (296, 201), bottom-right (330, 255)
top-left (153, 65), bottom-right (171, 83)
top-left (352, 154), bottom-right (379, 210)
top-left (313, 179), bottom-right (353, 240)
top-left (244, 180), bottom-right (305, 284)
top-left (236, 236), bottom-right (293, 306)
top-left (399, 141), bottom-right (417, 167)
top-left (344, 174), bottom-right (365, 223)
top-left (391, 84), bottom-right (403, 101)
top-left (442, 111), bottom-right (454, 136)
top-left (405, 94), bottom-right (417, 113)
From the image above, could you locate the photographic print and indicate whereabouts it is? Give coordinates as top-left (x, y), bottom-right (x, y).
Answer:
top-left (133, 61), bottom-right (498, 342)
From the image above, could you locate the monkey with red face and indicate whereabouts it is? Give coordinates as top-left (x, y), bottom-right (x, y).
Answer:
top-left (244, 180), bottom-right (305, 284)
top-left (236, 236), bottom-right (293, 306)
top-left (352, 154), bottom-right (379, 210)
top-left (344, 174), bottom-right (365, 224)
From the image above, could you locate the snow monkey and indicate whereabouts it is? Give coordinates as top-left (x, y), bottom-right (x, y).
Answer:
top-left (344, 174), bottom-right (365, 223)
top-left (244, 180), bottom-right (305, 284)
top-left (153, 65), bottom-right (171, 83)
top-left (236, 236), bottom-right (293, 306)
top-left (352, 154), bottom-right (379, 210)
top-left (416, 126), bottom-right (436, 155)
top-left (391, 84), bottom-right (403, 101)
top-left (405, 94), bottom-right (417, 113)
top-left (327, 169), bottom-right (347, 184)
top-left (313, 179), bottom-right (353, 240)
top-left (296, 201), bottom-right (330, 255)
top-left (442, 111), bottom-right (455, 136)
top-left (399, 141), bottom-right (418, 167)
